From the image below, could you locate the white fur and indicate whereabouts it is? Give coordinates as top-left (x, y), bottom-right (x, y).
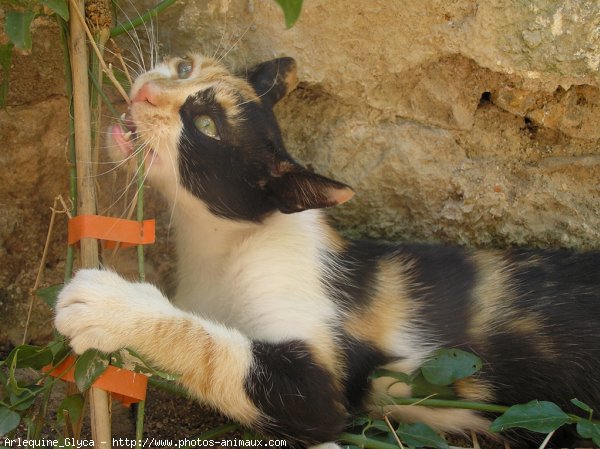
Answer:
top-left (171, 189), bottom-right (339, 344)
top-left (55, 269), bottom-right (177, 354)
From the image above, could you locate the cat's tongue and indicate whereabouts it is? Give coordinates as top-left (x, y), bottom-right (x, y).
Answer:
top-left (111, 123), bottom-right (134, 156)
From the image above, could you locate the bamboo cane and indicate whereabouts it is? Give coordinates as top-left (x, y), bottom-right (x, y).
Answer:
top-left (69, 0), bottom-right (112, 447)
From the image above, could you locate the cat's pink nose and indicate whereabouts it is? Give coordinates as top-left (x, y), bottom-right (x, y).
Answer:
top-left (132, 82), bottom-right (158, 105)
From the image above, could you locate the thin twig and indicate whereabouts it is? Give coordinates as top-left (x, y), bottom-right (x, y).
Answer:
top-left (110, 38), bottom-right (133, 86)
top-left (58, 195), bottom-right (73, 220)
top-left (23, 196), bottom-right (69, 344)
top-left (68, 0), bottom-right (130, 104)
top-left (471, 431), bottom-right (481, 449)
top-left (537, 430), bottom-right (555, 449)
top-left (404, 393), bottom-right (438, 407)
top-left (383, 414), bottom-right (405, 449)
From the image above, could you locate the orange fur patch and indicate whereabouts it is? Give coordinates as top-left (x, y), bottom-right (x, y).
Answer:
top-left (344, 256), bottom-right (413, 351)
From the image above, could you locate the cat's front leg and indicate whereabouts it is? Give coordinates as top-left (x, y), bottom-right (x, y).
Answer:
top-left (56, 269), bottom-right (348, 446)
top-left (55, 269), bottom-right (269, 428)
top-left (55, 269), bottom-right (177, 354)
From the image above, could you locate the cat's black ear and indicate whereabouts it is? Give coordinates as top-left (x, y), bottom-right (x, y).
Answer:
top-left (266, 161), bottom-right (354, 213)
top-left (248, 57), bottom-right (298, 107)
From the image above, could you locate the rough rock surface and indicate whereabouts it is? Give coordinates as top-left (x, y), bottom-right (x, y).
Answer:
top-left (156, 0), bottom-right (600, 247)
top-left (1, 0), bottom-right (600, 344)
top-left (0, 13), bottom-right (70, 344)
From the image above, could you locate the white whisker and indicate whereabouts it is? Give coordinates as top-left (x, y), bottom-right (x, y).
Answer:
top-left (212, 10), bottom-right (229, 61)
top-left (216, 20), bottom-right (255, 65)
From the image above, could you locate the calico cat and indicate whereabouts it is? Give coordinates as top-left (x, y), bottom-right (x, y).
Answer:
top-left (55, 55), bottom-right (600, 448)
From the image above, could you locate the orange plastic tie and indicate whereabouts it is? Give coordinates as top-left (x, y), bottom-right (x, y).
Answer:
top-left (45, 355), bottom-right (148, 406)
top-left (68, 215), bottom-right (155, 248)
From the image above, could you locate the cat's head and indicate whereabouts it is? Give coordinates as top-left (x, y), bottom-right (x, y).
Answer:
top-left (110, 54), bottom-right (353, 222)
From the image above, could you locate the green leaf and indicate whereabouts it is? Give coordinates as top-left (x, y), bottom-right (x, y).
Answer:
top-left (410, 372), bottom-right (457, 400)
top-left (0, 43), bottom-right (13, 108)
top-left (490, 400), bottom-right (570, 434)
top-left (274, 0), bottom-right (303, 28)
top-left (0, 406), bottom-right (21, 436)
top-left (9, 385), bottom-right (43, 411)
top-left (351, 416), bottom-right (373, 428)
top-left (5, 345), bottom-right (53, 370)
top-left (73, 349), bottom-right (109, 391)
top-left (420, 348), bottom-right (482, 386)
top-left (40, 0), bottom-right (69, 20)
top-left (369, 368), bottom-right (411, 383)
top-left (36, 284), bottom-right (63, 308)
top-left (48, 338), bottom-right (72, 364)
top-left (122, 348), bottom-right (177, 381)
top-left (571, 398), bottom-right (593, 414)
top-left (5, 11), bottom-right (36, 51)
top-left (365, 419), bottom-right (389, 434)
top-left (8, 352), bottom-right (25, 396)
top-left (6, 346), bottom-right (50, 397)
top-left (56, 394), bottom-right (85, 430)
top-left (396, 422), bottom-right (449, 449)
top-left (576, 420), bottom-right (600, 446)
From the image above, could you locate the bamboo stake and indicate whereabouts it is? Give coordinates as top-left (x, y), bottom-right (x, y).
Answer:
top-left (69, 0), bottom-right (130, 104)
top-left (69, 0), bottom-right (111, 447)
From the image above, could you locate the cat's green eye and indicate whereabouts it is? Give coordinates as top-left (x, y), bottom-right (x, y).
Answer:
top-left (194, 115), bottom-right (220, 140)
top-left (177, 59), bottom-right (193, 79)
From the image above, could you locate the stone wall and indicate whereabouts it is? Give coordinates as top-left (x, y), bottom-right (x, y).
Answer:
top-left (1, 0), bottom-right (599, 343)
top-left (157, 0), bottom-right (600, 248)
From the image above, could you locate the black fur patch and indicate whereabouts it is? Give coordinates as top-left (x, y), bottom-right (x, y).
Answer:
top-left (245, 340), bottom-right (347, 446)
top-left (481, 249), bottom-right (600, 412)
top-left (178, 88), bottom-right (286, 221)
top-left (325, 240), bottom-right (396, 309)
top-left (246, 57), bottom-right (297, 107)
top-left (402, 244), bottom-right (477, 349)
top-left (342, 336), bottom-right (389, 408)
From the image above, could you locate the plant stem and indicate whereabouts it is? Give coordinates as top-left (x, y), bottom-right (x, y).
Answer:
top-left (387, 397), bottom-right (600, 425)
top-left (30, 378), bottom-right (55, 440)
top-left (389, 397), bottom-right (510, 414)
top-left (135, 400), bottom-right (145, 448)
top-left (136, 151), bottom-right (145, 281)
top-left (338, 432), bottom-right (399, 449)
top-left (57, 16), bottom-right (76, 282)
top-left (88, 68), bottom-right (120, 118)
top-left (90, 28), bottom-right (111, 180)
top-left (135, 139), bottom-right (146, 449)
top-left (110, 0), bottom-right (177, 38)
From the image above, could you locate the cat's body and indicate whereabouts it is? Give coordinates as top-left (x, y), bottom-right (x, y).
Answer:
top-left (55, 55), bottom-right (600, 448)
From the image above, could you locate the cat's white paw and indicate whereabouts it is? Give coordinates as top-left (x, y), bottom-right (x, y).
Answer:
top-left (309, 443), bottom-right (342, 449)
top-left (55, 269), bottom-right (172, 354)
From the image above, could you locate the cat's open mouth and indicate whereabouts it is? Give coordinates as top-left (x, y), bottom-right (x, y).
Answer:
top-left (110, 113), bottom-right (138, 157)
top-left (110, 114), bottom-right (159, 166)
